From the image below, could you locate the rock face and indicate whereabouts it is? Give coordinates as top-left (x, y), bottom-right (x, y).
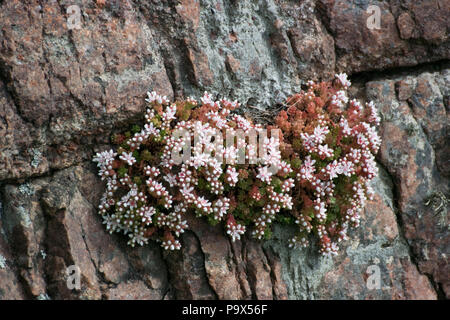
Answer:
top-left (369, 69), bottom-right (450, 298)
top-left (0, 0), bottom-right (448, 300)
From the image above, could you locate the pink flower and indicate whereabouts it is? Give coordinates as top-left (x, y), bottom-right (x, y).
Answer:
top-left (94, 85), bottom-right (381, 256)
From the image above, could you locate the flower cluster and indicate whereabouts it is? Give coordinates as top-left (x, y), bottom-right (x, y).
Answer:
top-left (275, 73), bottom-right (381, 256)
top-left (94, 73), bottom-right (381, 256)
top-left (94, 91), bottom-right (293, 250)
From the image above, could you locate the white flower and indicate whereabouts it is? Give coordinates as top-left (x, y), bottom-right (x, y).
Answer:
top-left (256, 166), bottom-right (273, 184)
top-left (317, 144), bottom-right (334, 158)
top-left (162, 239), bottom-right (181, 251)
top-left (164, 173), bottom-right (178, 187)
top-left (225, 166), bottom-right (239, 186)
top-left (212, 198), bottom-right (230, 220)
top-left (338, 160), bottom-right (355, 177)
top-left (180, 185), bottom-right (195, 202)
top-left (325, 160), bottom-right (340, 180)
top-left (102, 214), bottom-right (122, 233)
top-left (231, 114), bottom-right (252, 133)
top-left (201, 91), bottom-right (214, 105)
top-left (93, 149), bottom-right (117, 167)
top-left (339, 118), bottom-right (352, 136)
top-left (298, 156), bottom-right (316, 181)
top-left (194, 196), bottom-right (212, 214)
top-left (335, 73), bottom-right (351, 88)
top-left (139, 206), bottom-right (156, 224)
top-left (144, 123), bottom-right (160, 136)
top-left (163, 104), bottom-right (177, 122)
top-left (119, 152), bottom-right (136, 166)
top-left (226, 223), bottom-right (246, 242)
top-left (224, 146), bottom-right (238, 165)
top-left (313, 199), bottom-right (327, 222)
top-left (331, 90), bottom-right (349, 107)
top-left (128, 230), bottom-right (149, 247)
top-left (366, 101), bottom-right (381, 125)
top-left (146, 91), bottom-right (168, 104)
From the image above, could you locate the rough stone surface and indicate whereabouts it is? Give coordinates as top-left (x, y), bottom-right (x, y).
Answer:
top-left (318, 0), bottom-right (450, 73)
top-left (367, 69), bottom-right (449, 298)
top-left (0, 225), bottom-right (26, 299)
top-left (1, 165), bottom-right (170, 300)
top-left (264, 168), bottom-right (438, 300)
top-left (0, 0), bottom-right (448, 300)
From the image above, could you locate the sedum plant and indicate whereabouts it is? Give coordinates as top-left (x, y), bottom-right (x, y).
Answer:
top-left (274, 73), bottom-right (381, 255)
top-left (93, 74), bottom-right (381, 256)
top-left (94, 92), bottom-right (293, 250)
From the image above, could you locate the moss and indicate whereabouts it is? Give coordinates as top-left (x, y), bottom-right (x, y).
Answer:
top-left (117, 167), bottom-right (127, 177)
top-left (133, 176), bottom-right (142, 186)
top-left (291, 158), bottom-right (302, 169)
top-left (263, 228), bottom-right (273, 240)
top-left (141, 150), bottom-right (152, 161)
top-left (131, 124), bottom-right (141, 133)
top-left (292, 138), bottom-right (303, 151)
